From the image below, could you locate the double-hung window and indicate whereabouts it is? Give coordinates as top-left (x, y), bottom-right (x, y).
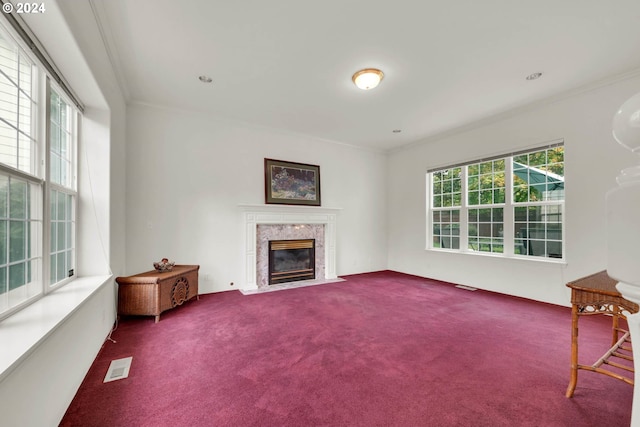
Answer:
top-left (48, 88), bottom-right (76, 286)
top-left (0, 18), bottom-right (79, 319)
top-left (428, 143), bottom-right (564, 260)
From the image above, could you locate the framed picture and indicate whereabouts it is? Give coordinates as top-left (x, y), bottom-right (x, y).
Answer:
top-left (265, 158), bottom-right (321, 206)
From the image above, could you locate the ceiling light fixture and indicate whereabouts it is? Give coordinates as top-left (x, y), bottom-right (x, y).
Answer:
top-left (526, 72), bottom-right (543, 81)
top-left (199, 75), bottom-right (213, 83)
top-left (352, 68), bottom-right (384, 90)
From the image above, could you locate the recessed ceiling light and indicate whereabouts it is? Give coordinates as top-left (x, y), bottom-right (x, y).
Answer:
top-left (352, 68), bottom-right (384, 90)
top-left (198, 75), bottom-right (213, 83)
top-left (526, 72), bottom-right (543, 81)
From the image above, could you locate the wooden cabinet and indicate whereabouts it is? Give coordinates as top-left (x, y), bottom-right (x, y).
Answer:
top-left (116, 265), bottom-right (200, 322)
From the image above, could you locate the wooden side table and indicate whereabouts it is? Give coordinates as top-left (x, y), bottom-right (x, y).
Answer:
top-left (116, 265), bottom-right (200, 322)
top-left (565, 270), bottom-right (638, 397)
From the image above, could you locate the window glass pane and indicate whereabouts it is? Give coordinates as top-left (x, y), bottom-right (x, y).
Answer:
top-left (0, 30), bottom-right (34, 174)
top-left (432, 209), bottom-right (460, 249)
top-left (480, 176), bottom-right (492, 190)
top-left (0, 266), bottom-right (6, 308)
top-left (0, 122), bottom-right (17, 168)
top-left (480, 190), bottom-right (493, 204)
top-left (468, 191), bottom-right (479, 205)
top-left (433, 179), bottom-right (442, 195)
top-left (468, 160), bottom-right (505, 206)
top-left (50, 253), bottom-right (56, 283)
top-left (19, 56), bottom-right (31, 97)
top-left (9, 179), bottom-right (27, 219)
top-left (8, 261), bottom-right (25, 290)
top-left (50, 89), bottom-right (74, 188)
top-left (57, 222), bottom-right (65, 251)
top-left (513, 147), bottom-right (564, 204)
top-left (0, 170), bottom-right (43, 314)
top-left (17, 134), bottom-right (32, 173)
top-left (50, 91), bottom-right (59, 122)
top-left (50, 122), bottom-right (60, 153)
top-left (432, 168), bottom-right (461, 209)
top-left (50, 221), bottom-right (56, 252)
top-left (49, 188), bottom-right (75, 286)
top-left (0, 175), bottom-right (7, 217)
top-left (57, 252), bottom-right (65, 281)
top-left (0, 220), bottom-right (5, 265)
top-left (66, 193), bottom-right (73, 220)
top-left (468, 207), bottom-right (503, 253)
top-left (0, 32), bottom-right (19, 81)
top-left (468, 176), bottom-right (478, 190)
top-left (57, 191), bottom-right (66, 221)
top-left (9, 219), bottom-right (25, 262)
top-left (513, 204), bottom-right (563, 258)
top-left (50, 189), bottom-right (56, 218)
top-left (479, 208), bottom-right (491, 222)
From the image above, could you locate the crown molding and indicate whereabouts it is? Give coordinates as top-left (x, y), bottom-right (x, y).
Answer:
top-left (389, 67), bottom-right (640, 155)
top-left (128, 100), bottom-right (388, 155)
top-left (88, 0), bottom-right (131, 102)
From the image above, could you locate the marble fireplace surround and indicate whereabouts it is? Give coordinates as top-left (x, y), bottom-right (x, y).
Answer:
top-left (239, 204), bottom-right (341, 292)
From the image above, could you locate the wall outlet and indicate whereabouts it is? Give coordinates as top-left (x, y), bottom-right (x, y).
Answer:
top-left (203, 274), bottom-right (212, 281)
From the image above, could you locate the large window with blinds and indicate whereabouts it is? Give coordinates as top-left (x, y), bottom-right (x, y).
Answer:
top-left (0, 18), bottom-right (79, 319)
top-left (428, 143), bottom-right (564, 260)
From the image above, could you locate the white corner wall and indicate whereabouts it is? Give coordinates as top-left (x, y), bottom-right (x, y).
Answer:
top-left (387, 74), bottom-right (640, 306)
top-left (126, 104), bottom-right (388, 292)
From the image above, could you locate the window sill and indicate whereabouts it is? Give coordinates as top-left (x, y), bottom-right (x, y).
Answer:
top-left (0, 275), bottom-right (113, 383)
top-left (425, 248), bottom-right (568, 265)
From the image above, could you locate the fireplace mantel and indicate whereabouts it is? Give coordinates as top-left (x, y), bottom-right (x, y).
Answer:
top-left (239, 204), bottom-right (341, 291)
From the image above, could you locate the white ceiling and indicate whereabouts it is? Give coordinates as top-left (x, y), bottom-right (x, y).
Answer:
top-left (92, 0), bottom-right (640, 151)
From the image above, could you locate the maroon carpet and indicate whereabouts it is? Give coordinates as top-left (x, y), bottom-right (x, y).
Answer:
top-left (60, 271), bottom-right (632, 426)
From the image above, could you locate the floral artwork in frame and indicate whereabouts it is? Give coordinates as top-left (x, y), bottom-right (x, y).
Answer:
top-left (264, 158), bottom-right (321, 206)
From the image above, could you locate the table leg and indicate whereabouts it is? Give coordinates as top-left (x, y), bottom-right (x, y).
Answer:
top-left (566, 303), bottom-right (579, 398)
top-left (612, 313), bottom-right (620, 346)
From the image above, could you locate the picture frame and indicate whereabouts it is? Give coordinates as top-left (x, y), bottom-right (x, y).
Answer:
top-left (264, 158), bottom-right (321, 206)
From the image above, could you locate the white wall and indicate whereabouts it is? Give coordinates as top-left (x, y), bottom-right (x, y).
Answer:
top-left (387, 74), bottom-right (640, 306)
top-left (0, 1), bottom-right (127, 425)
top-left (126, 104), bottom-right (388, 292)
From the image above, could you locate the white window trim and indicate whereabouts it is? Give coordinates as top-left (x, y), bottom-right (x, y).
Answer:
top-left (426, 145), bottom-right (566, 264)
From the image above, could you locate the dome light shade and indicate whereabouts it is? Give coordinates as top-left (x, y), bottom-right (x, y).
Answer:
top-left (613, 92), bottom-right (640, 154)
top-left (352, 68), bottom-right (384, 90)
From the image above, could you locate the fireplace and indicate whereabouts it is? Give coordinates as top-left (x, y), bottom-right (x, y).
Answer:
top-left (239, 204), bottom-right (339, 291)
top-left (268, 239), bottom-right (315, 285)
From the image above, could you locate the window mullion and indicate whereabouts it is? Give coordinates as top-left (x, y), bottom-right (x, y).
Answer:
top-left (425, 173), bottom-right (432, 249)
top-left (42, 78), bottom-right (51, 293)
top-left (503, 157), bottom-right (515, 256)
top-left (460, 166), bottom-right (468, 251)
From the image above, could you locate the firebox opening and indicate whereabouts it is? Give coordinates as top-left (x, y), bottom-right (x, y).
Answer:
top-left (268, 239), bottom-right (315, 285)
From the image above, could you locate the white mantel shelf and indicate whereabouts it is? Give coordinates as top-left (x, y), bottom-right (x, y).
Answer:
top-left (239, 204), bottom-right (342, 291)
top-left (238, 204), bottom-right (343, 214)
